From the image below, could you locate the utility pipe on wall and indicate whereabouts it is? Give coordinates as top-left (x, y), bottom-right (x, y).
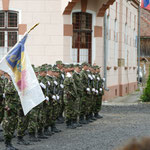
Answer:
top-left (104, 12), bottom-right (107, 89)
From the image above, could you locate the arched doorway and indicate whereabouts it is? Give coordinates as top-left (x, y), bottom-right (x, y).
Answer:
top-left (72, 12), bottom-right (92, 64)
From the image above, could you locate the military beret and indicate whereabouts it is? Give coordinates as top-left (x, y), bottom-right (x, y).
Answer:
top-left (69, 64), bottom-right (74, 68)
top-left (74, 64), bottom-right (79, 67)
top-left (39, 67), bottom-right (47, 72)
top-left (63, 64), bottom-right (69, 69)
top-left (74, 64), bottom-right (82, 69)
top-left (82, 62), bottom-right (89, 67)
top-left (56, 60), bottom-right (63, 65)
top-left (51, 67), bottom-right (60, 72)
top-left (47, 66), bottom-right (52, 71)
top-left (34, 67), bottom-right (38, 73)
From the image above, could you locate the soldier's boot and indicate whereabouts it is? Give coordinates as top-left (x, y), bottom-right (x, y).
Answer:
top-left (57, 114), bottom-right (65, 124)
top-left (0, 136), bottom-right (4, 142)
top-left (86, 115), bottom-right (92, 123)
top-left (79, 115), bottom-right (87, 124)
top-left (66, 120), bottom-right (76, 129)
top-left (90, 113), bottom-right (97, 121)
top-left (51, 124), bottom-right (61, 133)
top-left (37, 130), bottom-right (48, 139)
top-left (94, 113), bottom-right (103, 119)
top-left (44, 127), bottom-right (53, 136)
top-left (17, 136), bottom-right (30, 145)
top-left (5, 140), bottom-right (19, 150)
top-left (59, 113), bottom-right (65, 123)
top-left (29, 133), bottom-right (41, 142)
top-left (73, 119), bottom-right (82, 128)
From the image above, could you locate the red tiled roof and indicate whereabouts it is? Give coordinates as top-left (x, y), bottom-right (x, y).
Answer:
top-left (141, 8), bottom-right (150, 37)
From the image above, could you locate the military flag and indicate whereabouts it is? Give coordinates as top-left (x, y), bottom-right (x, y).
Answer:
top-left (0, 29), bottom-right (45, 115)
top-left (141, 0), bottom-right (150, 10)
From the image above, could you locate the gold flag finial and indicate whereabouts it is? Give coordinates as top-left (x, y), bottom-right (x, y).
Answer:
top-left (28, 23), bottom-right (40, 34)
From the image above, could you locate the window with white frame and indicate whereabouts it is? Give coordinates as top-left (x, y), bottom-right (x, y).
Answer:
top-left (0, 10), bottom-right (18, 52)
top-left (106, 15), bottom-right (110, 64)
top-left (125, 23), bottom-right (127, 66)
top-left (114, 19), bottom-right (118, 66)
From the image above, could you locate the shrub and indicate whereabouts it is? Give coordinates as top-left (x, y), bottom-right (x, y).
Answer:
top-left (141, 68), bottom-right (150, 102)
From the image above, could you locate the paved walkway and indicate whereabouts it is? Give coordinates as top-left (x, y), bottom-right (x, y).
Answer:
top-left (1, 87), bottom-right (150, 150)
top-left (103, 87), bottom-right (144, 106)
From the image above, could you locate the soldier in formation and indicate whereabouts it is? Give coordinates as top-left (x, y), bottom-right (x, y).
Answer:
top-left (0, 61), bottom-right (105, 150)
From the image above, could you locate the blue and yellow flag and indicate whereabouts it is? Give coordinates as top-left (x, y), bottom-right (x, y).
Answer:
top-left (0, 28), bottom-right (45, 115)
top-left (6, 34), bottom-right (28, 91)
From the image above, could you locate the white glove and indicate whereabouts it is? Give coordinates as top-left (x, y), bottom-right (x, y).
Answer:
top-left (54, 81), bottom-right (58, 85)
top-left (61, 74), bottom-right (65, 79)
top-left (86, 88), bottom-right (90, 92)
top-left (90, 75), bottom-right (93, 80)
top-left (88, 74), bottom-right (91, 78)
top-left (97, 77), bottom-right (100, 81)
top-left (40, 82), bottom-right (46, 89)
top-left (45, 96), bottom-right (49, 101)
top-left (66, 72), bottom-right (72, 78)
top-left (96, 90), bottom-right (98, 94)
top-left (100, 88), bottom-right (103, 92)
top-left (102, 78), bottom-right (106, 82)
top-left (3, 93), bottom-right (5, 98)
top-left (47, 81), bottom-right (50, 86)
top-left (92, 88), bottom-right (95, 92)
top-left (92, 75), bottom-right (95, 79)
top-left (60, 84), bottom-right (64, 89)
top-left (52, 95), bottom-right (56, 100)
top-left (56, 95), bottom-right (60, 100)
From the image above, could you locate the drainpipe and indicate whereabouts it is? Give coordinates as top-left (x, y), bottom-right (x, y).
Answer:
top-left (104, 12), bottom-right (107, 89)
top-left (137, 5), bottom-right (141, 86)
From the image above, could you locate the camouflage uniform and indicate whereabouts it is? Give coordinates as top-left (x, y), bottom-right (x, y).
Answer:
top-left (28, 66), bottom-right (40, 141)
top-left (80, 68), bottom-right (92, 123)
top-left (50, 74), bottom-right (61, 133)
top-left (57, 70), bottom-right (65, 123)
top-left (94, 71), bottom-right (104, 118)
top-left (72, 70), bottom-right (83, 126)
top-left (90, 71), bottom-right (98, 120)
top-left (17, 100), bottom-right (30, 145)
top-left (37, 75), bottom-right (48, 138)
top-left (2, 78), bottom-right (19, 148)
top-left (0, 75), bottom-right (5, 124)
top-left (64, 72), bottom-right (77, 128)
top-left (44, 74), bottom-right (53, 135)
top-left (28, 106), bottom-right (40, 141)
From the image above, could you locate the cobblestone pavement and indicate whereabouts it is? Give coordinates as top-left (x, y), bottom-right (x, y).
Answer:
top-left (1, 102), bottom-right (150, 150)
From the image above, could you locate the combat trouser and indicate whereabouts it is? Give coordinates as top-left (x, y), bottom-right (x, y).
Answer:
top-left (2, 105), bottom-right (18, 143)
top-left (94, 95), bottom-right (102, 113)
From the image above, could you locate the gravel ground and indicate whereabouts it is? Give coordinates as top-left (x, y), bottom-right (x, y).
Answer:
top-left (0, 103), bottom-right (150, 150)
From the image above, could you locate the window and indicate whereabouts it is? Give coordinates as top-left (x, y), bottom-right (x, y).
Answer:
top-left (8, 12), bottom-right (18, 27)
top-left (72, 12), bottom-right (92, 64)
top-left (134, 15), bottom-right (136, 30)
top-left (0, 32), bottom-right (4, 47)
top-left (114, 19), bottom-right (118, 66)
top-left (0, 11), bottom-right (18, 51)
top-left (106, 15), bottom-right (110, 64)
top-left (125, 24), bottom-right (127, 66)
top-left (0, 13), bottom-right (4, 27)
top-left (8, 32), bottom-right (17, 47)
top-left (126, 7), bottom-right (128, 24)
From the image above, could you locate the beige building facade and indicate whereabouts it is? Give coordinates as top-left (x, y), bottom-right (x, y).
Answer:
top-left (0, 0), bottom-right (139, 100)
